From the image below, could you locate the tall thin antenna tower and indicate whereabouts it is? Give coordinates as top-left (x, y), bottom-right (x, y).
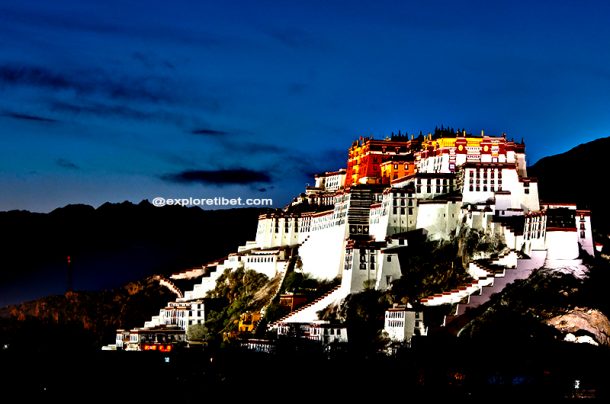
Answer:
top-left (66, 255), bottom-right (73, 293)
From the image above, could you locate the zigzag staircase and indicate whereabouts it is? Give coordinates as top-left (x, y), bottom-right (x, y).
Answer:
top-left (420, 249), bottom-right (534, 325)
top-left (252, 249), bottom-right (298, 335)
top-left (268, 284), bottom-right (347, 329)
top-left (181, 259), bottom-right (225, 301)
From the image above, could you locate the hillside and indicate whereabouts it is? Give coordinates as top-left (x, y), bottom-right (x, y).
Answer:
top-left (529, 136), bottom-right (610, 234)
top-left (0, 201), bottom-right (268, 307)
top-left (0, 277), bottom-right (174, 350)
top-left (2, 137), bottom-right (608, 357)
top-left (457, 254), bottom-right (610, 347)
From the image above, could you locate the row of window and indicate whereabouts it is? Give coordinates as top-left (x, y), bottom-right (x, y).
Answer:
top-left (132, 333), bottom-right (185, 343)
top-left (178, 319), bottom-right (203, 326)
top-left (392, 207), bottom-right (415, 215)
top-left (416, 185), bottom-right (450, 194)
top-left (391, 191), bottom-right (413, 198)
top-left (469, 178), bottom-right (502, 185)
top-left (246, 256), bottom-right (275, 263)
top-left (345, 256), bottom-right (386, 270)
top-left (416, 178), bottom-right (451, 185)
top-left (164, 310), bottom-right (205, 317)
top-left (393, 198), bottom-right (414, 207)
top-left (312, 219), bottom-right (346, 231)
top-left (274, 225), bottom-right (298, 233)
top-left (392, 219), bottom-right (415, 227)
top-left (468, 185), bottom-right (503, 192)
top-left (468, 169), bottom-right (503, 179)
top-left (310, 328), bottom-right (343, 335)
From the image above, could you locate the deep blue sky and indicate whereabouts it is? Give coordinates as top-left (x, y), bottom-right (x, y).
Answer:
top-left (1, 0), bottom-right (610, 212)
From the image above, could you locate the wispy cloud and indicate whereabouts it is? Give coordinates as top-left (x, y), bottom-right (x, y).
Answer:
top-left (190, 128), bottom-right (230, 136)
top-left (0, 6), bottom-right (124, 36)
top-left (50, 100), bottom-right (189, 125)
top-left (56, 158), bottom-right (79, 170)
top-left (189, 128), bottom-right (288, 155)
top-left (162, 168), bottom-right (271, 186)
top-left (0, 65), bottom-right (70, 89)
top-left (0, 6), bottom-right (240, 50)
top-left (0, 64), bottom-right (175, 103)
top-left (0, 111), bottom-right (58, 123)
top-left (227, 141), bottom-right (287, 155)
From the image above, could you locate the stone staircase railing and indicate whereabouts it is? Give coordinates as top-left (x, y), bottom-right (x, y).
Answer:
top-left (268, 284), bottom-right (346, 328)
top-left (420, 250), bottom-right (530, 324)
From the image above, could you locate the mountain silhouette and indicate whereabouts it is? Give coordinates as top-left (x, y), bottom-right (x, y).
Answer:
top-left (0, 200), bottom-right (268, 306)
top-left (529, 136), bottom-right (609, 234)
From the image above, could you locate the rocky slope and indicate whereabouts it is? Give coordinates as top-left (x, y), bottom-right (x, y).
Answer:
top-left (457, 255), bottom-right (610, 347)
top-left (0, 277), bottom-right (174, 350)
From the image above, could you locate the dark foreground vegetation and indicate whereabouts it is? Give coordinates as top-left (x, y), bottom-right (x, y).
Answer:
top-left (1, 336), bottom-right (607, 403)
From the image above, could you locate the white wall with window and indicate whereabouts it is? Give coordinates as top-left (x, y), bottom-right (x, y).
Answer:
top-left (384, 306), bottom-right (427, 343)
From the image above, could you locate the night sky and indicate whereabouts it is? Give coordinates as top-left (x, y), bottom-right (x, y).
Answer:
top-left (2, 0), bottom-right (610, 212)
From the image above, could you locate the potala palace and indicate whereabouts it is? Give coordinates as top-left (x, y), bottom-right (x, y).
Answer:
top-left (108, 130), bottom-right (595, 351)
